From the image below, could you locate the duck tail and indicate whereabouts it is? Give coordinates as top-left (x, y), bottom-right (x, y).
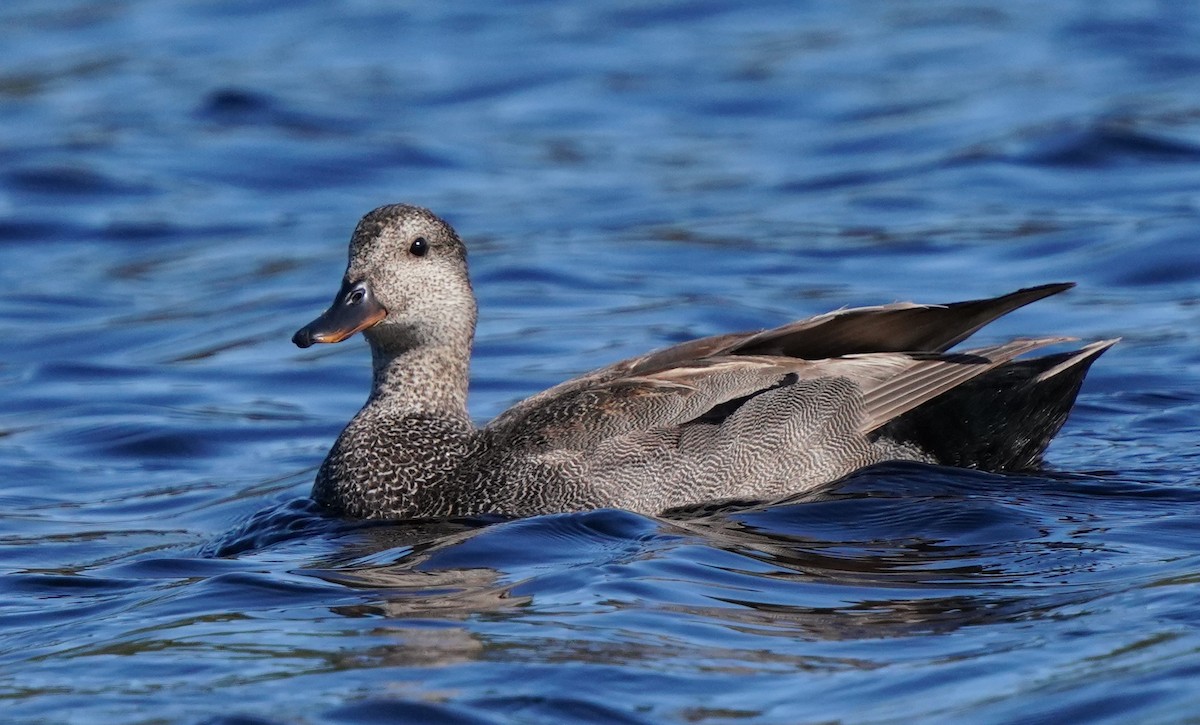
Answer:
top-left (877, 339), bottom-right (1117, 471)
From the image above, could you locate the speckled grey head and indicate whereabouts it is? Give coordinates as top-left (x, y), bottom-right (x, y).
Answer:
top-left (293, 204), bottom-right (477, 354)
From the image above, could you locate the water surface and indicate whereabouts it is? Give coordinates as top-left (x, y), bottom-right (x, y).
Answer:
top-left (2, 1), bottom-right (1200, 723)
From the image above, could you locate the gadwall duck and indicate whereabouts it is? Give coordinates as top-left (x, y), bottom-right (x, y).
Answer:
top-left (293, 204), bottom-right (1114, 520)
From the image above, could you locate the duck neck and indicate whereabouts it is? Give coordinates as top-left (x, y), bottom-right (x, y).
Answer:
top-left (364, 323), bottom-right (474, 420)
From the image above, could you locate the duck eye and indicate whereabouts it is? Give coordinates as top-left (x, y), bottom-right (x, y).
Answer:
top-left (409, 237), bottom-right (428, 257)
top-left (347, 288), bottom-right (365, 305)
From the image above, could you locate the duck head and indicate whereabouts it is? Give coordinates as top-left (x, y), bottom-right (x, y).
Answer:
top-left (292, 204), bottom-right (476, 353)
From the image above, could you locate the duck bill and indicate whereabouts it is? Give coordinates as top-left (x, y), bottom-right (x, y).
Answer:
top-left (292, 280), bottom-right (387, 348)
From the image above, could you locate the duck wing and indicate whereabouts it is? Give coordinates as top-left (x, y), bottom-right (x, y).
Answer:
top-left (614, 282), bottom-right (1074, 372)
top-left (487, 283), bottom-right (1074, 438)
top-left (486, 337), bottom-right (1072, 453)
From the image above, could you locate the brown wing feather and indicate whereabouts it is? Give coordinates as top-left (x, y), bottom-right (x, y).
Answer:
top-left (583, 282), bottom-right (1073, 380)
top-left (487, 285), bottom-right (1078, 451)
top-left (724, 283), bottom-right (1073, 360)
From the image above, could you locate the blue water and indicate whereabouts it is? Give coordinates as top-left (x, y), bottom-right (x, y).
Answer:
top-left (3, 1), bottom-right (1200, 722)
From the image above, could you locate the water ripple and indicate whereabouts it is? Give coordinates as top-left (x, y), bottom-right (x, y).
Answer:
top-left (3, 1), bottom-right (1200, 723)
